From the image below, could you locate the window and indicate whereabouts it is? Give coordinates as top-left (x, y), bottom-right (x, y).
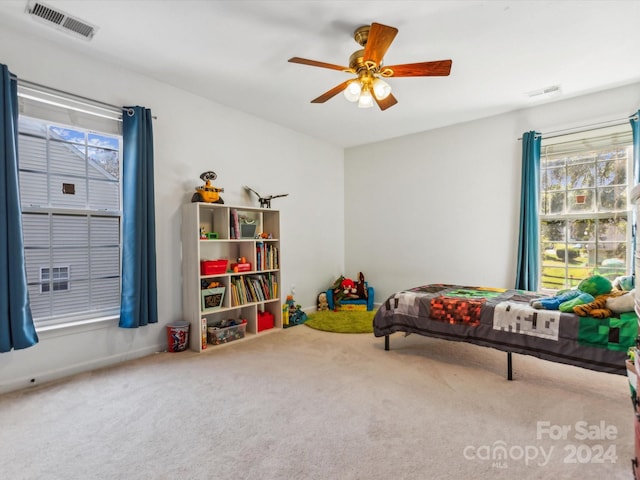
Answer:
top-left (539, 125), bottom-right (633, 290)
top-left (17, 87), bottom-right (122, 328)
top-left (40, 266), bottom-right (69, 293)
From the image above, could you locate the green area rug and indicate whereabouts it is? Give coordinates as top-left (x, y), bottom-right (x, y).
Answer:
top-left (304, 309), bottom-right (375, 334)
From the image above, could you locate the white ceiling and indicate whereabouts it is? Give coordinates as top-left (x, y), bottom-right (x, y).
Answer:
top-left (1, 0), bottom-right (639, 148)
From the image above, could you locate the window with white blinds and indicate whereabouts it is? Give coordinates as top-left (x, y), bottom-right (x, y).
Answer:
top-left (539, 124), bottom-right (633, 290)
top-left (17, 86), bottom-right (122, 328)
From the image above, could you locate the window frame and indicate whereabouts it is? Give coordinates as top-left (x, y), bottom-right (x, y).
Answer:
top-left (538, 125), bottom-right (633, 292)
top-left (18, 113), bottom-right (123, 329)
top-left (40, 265), bottom-right (70, 293)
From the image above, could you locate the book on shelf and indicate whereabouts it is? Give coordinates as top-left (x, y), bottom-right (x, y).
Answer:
top-left (255, 242), bottom-right (278, 271)
top-left (234, 209), bottom-right (240, 240)
top-left (229, 208), bottom-right (241, 239)
top-left (246, 277), bottom-right (259, 302)
top-left (230, 282), bottom-right (239, 307)
top-left (228, 273), bottom-right (278, 305)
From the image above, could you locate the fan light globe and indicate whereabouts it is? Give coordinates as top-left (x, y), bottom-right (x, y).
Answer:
top-left (372, 78), bottom-right (391, 100)
top-left (358, 90), bottom-right (374, 108)
top-left (344, 81), bottom-right (362, 102)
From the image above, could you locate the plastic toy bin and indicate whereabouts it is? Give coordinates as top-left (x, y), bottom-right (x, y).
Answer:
top-left (200, 259), bottom-right (228, 275)
top-left (207, 320), bottom-right (247, 345)
top-left (257, 311), bottom-right (274, 332)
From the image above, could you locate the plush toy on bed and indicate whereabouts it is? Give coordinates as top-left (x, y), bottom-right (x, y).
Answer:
top-left (613, 274), bottom-right (635, 292)
top-left (530, 274), bottom-right (613, 312)
top-left (573, 274), bottom-right (636, 318)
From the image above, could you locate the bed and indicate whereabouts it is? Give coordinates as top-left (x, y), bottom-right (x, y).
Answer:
top-left (373, 284), bottom-right (638, 378)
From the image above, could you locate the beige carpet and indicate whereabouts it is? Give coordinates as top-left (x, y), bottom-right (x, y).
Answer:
top-left (0, 326), bottom-right (633, 479)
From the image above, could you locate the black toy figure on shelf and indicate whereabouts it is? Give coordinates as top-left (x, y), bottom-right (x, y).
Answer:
top-left (244, 185), bottom-right (288, 209)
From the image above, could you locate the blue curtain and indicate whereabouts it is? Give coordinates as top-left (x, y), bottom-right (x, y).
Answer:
top-left (0, 65), bottom-right (38, 351)
top-left (631, 110), bottom-right (640, 185)
top-left (119, 106), bottom-right (158, 328)
top-left (515, 131), bottom-right (541, 291)
top-left (631, 111), bottom-right (640, 277)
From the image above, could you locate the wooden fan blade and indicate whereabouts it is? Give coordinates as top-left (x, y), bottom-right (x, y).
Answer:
top-left (384, 60), bottom-right (452, 77)
top-left (374, 93), bottom-right (398, 111)
top-left (310, 80), bottom-right (352, 103)
top-left (363, 23), bottom-right (398, 66)
top-left (288, 57), bottom-right (350, 72)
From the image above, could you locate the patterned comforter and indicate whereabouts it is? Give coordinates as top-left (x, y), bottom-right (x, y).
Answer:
top-left (373, 284), bottom-right (637, 375)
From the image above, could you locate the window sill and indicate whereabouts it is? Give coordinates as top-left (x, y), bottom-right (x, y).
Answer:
top-left (36, 315), bottom-right (120, 339)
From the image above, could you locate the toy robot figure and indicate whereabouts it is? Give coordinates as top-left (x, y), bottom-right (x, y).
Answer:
top-left (192, 171), bottom-right (224, 203)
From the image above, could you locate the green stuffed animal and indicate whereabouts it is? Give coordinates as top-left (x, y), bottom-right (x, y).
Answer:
top-left (531, 274), bottom-right (612, 311)
top-left (576, 275), bottom-right (613, 297)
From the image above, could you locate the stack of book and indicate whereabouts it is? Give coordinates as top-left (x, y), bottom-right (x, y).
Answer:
top-left (256, 242), bottom-right (279, 271)
top-left (229, 273), bottom-right (278, 306)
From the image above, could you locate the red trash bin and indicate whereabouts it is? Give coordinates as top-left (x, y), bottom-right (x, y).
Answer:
top-left (166, 321), bottom-right (190, 352)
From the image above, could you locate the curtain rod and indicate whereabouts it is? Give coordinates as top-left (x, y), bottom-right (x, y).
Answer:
top-left (10, 74), bottom-right (157, 119)
top-left (518, 113), bottom-right (638, 141)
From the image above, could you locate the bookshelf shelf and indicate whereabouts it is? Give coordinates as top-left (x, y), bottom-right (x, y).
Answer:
top-left (181, 202), bottom-right (282, 352)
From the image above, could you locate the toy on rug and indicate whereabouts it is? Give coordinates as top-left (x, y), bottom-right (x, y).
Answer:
top-left (341, 278), bottom-right (359, 299)
top-left (531, 274), bottom-right (612, 312)
top-left (330, 275), bottom-right (346, 309)
top-left (285, 294), bottom-right (307, 325)
top-left (355, 272), bottom-right (368, 300)
top-left (317, 292), bottom-right (329, 311)
top-left (330, 272), bottom-right (368, 309)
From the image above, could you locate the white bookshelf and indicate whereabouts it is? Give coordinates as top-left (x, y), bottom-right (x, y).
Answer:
top-left (181, 202), bottom-right (282, 352)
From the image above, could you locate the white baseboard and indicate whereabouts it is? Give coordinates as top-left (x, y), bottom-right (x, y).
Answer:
top-left (0, 343), bottom-right (164, 395)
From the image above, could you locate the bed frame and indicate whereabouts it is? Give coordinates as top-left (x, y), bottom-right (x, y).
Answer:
top-left (374, 284), bottom-right (636, 379)
top-left (383, 334), bottom-right (516, 379)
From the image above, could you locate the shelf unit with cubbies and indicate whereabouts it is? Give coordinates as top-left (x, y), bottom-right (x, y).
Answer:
top-left (181, 202), bottom-right (282, 352)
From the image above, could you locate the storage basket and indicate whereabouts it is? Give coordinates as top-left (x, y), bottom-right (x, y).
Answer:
top-left (200, 259), bottom-right (228, 275)
top-left (201, 287), bottom-right (225, 311)
top-left (257, 311), bottom-right (274, 332)
top-left (207, 320), bottom-right (247, 345)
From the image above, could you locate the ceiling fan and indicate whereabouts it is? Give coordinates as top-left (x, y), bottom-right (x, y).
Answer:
top-left (288, 22), bottom-right (452, 110)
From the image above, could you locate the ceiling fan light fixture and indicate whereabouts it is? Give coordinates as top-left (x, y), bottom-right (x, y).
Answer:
top-left (289, 22), bottom-right (452, 111)
top-left (358, 89), bottom-right (374, 108)
top-left (344, 81), bottom-right (362, 102)
top-left (372, 77), bottom-right (391, 100)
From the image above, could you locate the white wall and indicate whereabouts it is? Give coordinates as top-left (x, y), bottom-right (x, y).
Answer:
top-left (345, 83), bottom-right (640, 302)
top-left (0, 25), bottom-right (344, 393)
top-left (3, 23), bottom-right (639, 395)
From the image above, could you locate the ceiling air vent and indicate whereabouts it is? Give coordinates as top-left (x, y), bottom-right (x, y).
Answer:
top-left (26, 1), bottom-right (97, 41)
top-left (526, 85), bottom-right (561, 99)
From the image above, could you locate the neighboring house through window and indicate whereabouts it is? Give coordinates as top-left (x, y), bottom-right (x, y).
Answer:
top-left (17, 85), bottom-right (122, 328)
top-left (539, 124), bottom-right (633, 290)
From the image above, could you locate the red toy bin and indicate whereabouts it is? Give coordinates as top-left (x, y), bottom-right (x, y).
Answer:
top-left (200, 259), bottom-right (228, 275)
top-left (257, 311), bottom-right (274, 332)
top-left (166, 321), bottom-right (190, 352)
top-left (230, 262), bottom-right (252, 273)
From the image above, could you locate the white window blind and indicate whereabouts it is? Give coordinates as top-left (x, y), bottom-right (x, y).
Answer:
top-left (17, 82), bottom-right (123, 327)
